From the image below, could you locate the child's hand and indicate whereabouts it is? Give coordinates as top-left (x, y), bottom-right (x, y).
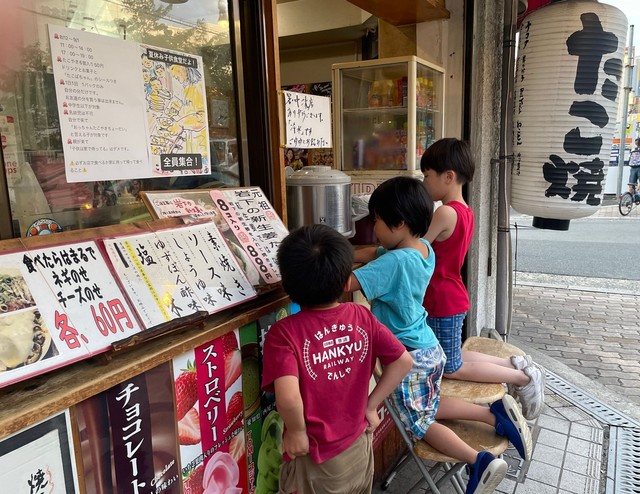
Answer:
top-left (283, 429), bottom-right (309, 458)
top-left (365, 407), bottom-right (380, 433)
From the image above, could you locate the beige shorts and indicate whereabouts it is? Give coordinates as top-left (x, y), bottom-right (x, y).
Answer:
top-left (278, 430), bottom-right (374, 494)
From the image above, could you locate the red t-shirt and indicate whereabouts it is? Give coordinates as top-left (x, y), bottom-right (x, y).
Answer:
top-left (423, 201), bottom-right (474, 317)
top-left (261, 302), bottom-right (405, 464)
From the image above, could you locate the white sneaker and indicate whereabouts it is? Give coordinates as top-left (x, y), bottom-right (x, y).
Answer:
top-left (510, 354), bottom-right (532, 370)
top-left (508, 355), bottom-right (533, 397)
top-left (515, 364), bottom-right (545, 420)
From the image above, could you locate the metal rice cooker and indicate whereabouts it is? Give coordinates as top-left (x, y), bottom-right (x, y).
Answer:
top-left (286, 165), bottom-right (353, 237)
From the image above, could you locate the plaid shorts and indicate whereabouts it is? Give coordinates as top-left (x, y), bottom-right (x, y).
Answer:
top-left (390, 344), bottom-right (446, 441)
top-left (427, 313), bottom-right (467, 374)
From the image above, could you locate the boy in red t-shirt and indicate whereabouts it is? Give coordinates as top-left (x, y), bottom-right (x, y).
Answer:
top-left (421, 138), bottom-right (545, 420)
top-left (262, 224), bottom-right (412, 494)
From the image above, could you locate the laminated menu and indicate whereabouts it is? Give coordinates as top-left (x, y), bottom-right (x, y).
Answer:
top-left (209, 188), bottom-right (288, 284)
top-left (102, 223), bottom-right (256, 329)
top-left (0, 242), bottom-right (142, 388)
top-left (140, 187), bottom-right (289, 285)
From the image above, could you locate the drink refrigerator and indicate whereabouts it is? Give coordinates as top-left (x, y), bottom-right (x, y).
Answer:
top-left (331, 55), bottom-right (445, 195)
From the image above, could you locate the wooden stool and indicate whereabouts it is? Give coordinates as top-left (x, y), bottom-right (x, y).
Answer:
top-left (440, 378), bottom-right (504, 404)
top-left (381, 398), bottom-right (509, 494)
top-left (462, 335), bottom-right (526, 359)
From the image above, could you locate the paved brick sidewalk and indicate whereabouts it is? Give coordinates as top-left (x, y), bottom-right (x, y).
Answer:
top-left (510, 282), bottom-right (640, 405)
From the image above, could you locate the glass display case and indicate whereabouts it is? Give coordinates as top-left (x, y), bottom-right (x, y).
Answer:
top-left (332, 56), bottom-right (445, 179)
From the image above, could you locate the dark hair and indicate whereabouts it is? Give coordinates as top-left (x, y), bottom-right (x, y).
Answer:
top-left (420, 138), bottom-right (475, 184)
top-left (368, 176), bottom-right (433, 237)
top-left (277, 224), bottom-right (353, 307)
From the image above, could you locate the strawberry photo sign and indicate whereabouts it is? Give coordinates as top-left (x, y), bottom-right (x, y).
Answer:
top-left (173, 329), bottom-right (248, 494)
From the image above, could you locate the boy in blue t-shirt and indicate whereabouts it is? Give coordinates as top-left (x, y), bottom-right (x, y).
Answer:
top-left (349, 177), bottom-right (531, 494)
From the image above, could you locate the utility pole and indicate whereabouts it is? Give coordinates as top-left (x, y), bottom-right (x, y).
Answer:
top-left (616, 25), bottom-right (634, 198)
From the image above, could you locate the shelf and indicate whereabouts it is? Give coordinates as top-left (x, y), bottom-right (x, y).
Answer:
top-left (345, 0), bottom-right (449, 26)
top-left (343, 106), bottom-right (440, 114)
top-left (0, 287), bottom-right (290, 439)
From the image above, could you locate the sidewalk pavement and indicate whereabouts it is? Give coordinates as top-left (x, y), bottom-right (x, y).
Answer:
top-left (372, 272), bottom-right (640, 494)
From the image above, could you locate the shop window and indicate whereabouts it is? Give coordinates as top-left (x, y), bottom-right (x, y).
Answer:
top-left (0, 0), bottom-right (240, 238)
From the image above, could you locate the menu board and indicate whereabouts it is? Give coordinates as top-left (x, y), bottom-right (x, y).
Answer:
top-left (141, 187), bottom-right (289, 285)
top-left (210, 188), bottom-right (287, 284)
top-left (0, 242), bottom-right (142, 388)
top-left (102, 223), bottom-right (256, 329)
top-left (173, 330), bottom-right (248, 494)
top-left (283, 90), bottom-right (332, 149)
top-left (48, 25), bottom-right (210, 182)
top-left (0, 411), bottom-right (79, 493)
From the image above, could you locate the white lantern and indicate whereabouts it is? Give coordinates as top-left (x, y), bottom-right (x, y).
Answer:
top-left (512, 0), bottom-right (628, 229)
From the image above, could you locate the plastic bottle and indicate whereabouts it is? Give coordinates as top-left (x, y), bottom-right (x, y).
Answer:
top-left (368, 81), bottom-right (382, 107)
top-left (385, 80), bottom-right (395, 107)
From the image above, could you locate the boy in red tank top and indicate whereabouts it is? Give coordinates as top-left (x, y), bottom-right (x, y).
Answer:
top-left (421, 138), bottom-right (545, 420)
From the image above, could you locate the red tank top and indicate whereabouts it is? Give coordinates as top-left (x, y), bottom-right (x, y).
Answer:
top-left (423, 201), bottom-right (474, 317)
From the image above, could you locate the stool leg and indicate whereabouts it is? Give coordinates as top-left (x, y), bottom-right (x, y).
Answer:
top-left (380, 450), bottom-right (410, 490)
top-left (383, 398), bottom-right (442, 494)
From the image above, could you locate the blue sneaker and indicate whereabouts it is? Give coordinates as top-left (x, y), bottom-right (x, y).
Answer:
top-left (490, 394), bottom-right (533, 461)
top-left (465, 451), bottom-right (507, 494)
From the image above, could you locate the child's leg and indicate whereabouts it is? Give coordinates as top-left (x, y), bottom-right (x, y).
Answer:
top-left (463, 350), bottom-right (513, 367)
top-left (437, 396), bottom-right (532, 461)
top-left (422, 421), bottom-right (478, 464)
top-left (436, 396), bottom-right (495, 426)
top-left (448, 358), bottom-right (530, 386)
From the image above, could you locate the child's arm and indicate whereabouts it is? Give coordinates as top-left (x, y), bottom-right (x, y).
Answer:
top-left (274, 375), bottom-right (310, 458)
top-left (354, 246), bottom-right (378, 263)
top-left (365, 352), bottom-right (413, 431)
top-left (425, 204), bottom-right (457, 243)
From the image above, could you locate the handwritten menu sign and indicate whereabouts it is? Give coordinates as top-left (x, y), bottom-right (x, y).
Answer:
top-left (102, 232), bottom-right (197, 328)
top-left (173, 331), bottom-right (248, 494)
top-left (0, 411), bottom-right (79, 493)
top-left (209, 188), bottom-right (288, 284)
top-left (283, 90), bottom-right (332, 149)
top-left (48, 25), bottom-right (210, 183)
top-left (143, 191), bottom-right (219, 220)
top-left (102, 224), bottom-right (256, 329)
top-left (0, 242), bottom-right (142, 388)
top-left (154, 224), bottom-right (255, 314)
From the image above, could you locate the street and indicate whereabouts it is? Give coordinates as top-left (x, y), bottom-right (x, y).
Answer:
top-left (509, 212), bottom-right (640, 281)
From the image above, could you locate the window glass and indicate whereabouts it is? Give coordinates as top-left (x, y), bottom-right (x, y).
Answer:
top-left (0, 0), bottom-right (239, 238)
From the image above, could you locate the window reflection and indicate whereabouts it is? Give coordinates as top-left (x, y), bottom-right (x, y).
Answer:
top-left (0, 0), bottom-right (239, 238)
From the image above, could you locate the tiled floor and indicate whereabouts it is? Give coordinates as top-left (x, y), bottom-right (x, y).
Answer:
top-left (373, 388), bottom-right (608, 494)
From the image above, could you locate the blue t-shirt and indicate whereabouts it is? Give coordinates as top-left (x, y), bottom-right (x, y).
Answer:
top-left (353, 239), bottom-right (438, 350)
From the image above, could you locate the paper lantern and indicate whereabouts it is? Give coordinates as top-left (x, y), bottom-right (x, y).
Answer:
top-left (512, 0), bottom-right (627, 229)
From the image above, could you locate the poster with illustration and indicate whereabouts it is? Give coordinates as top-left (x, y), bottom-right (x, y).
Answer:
top-left (48, 25), bottom-right (210, 183)
top-left (173, 330), bottom-right (248, 494)
top-left (140, 45), bottom-right (210, 178)
top-left (75, 362), bottom-right (182, 493)
top-left (0, 410), bottom-right (79, 493)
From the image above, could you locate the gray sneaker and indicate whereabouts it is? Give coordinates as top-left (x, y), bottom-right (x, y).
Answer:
top-left (511, 354), bottom-right (533, 370)
top-left (515, 364), bottom-right (546, 420)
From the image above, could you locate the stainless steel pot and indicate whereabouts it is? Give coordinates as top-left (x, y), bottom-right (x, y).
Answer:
top-left (286, 165), bottom-right (353, 237)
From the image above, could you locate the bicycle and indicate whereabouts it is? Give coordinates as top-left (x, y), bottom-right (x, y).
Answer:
top-left (618, 188), bottom-right (640, 216)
